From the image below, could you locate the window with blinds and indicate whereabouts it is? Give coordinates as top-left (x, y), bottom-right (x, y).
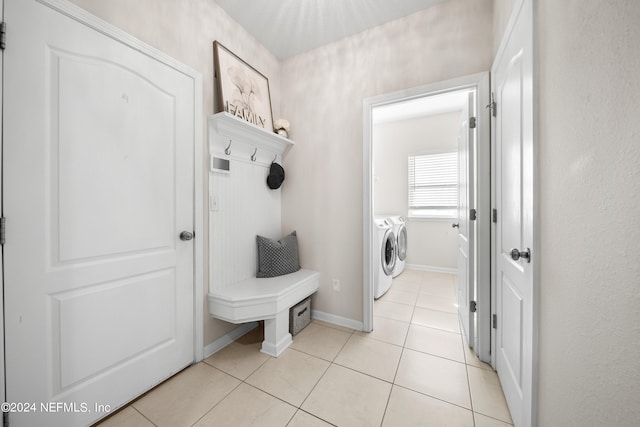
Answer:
top-left (408, 151), bottom-right (458, 219)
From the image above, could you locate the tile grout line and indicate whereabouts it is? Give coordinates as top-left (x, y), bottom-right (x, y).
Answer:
top-left (381, 271), bottom-right (481, 422)
top-left (187, 372), bottom-right (244, 427)
top-left (391, 383), bottom-right (478, 414)
top-left (380, 282), bottom-right (433, 426)
top-left (293, 328), bottom-right (355, 426)
top-left (474, 412), bottom-right (515, 426)
top-left (132, 406), bottom-right (157, 427)
top-left (379, 386), bottom-right (394, 427)
top-left (235, 328), bottom-right (345, 415)
top-left (196, 342), bottom-right (296, 426)
top-left (202, 345), bottom-right (270, 382)
top-left (290, 346), bottom-right (333, 410)
top-left (380, 338), bottom-right (407, 427)
top-left (293, 364), bottom-right (336, 426)
top-left (288, 408), bottom-right (338, 427)
top-left (207, 352), bottom-right (336, 426)
top-left (294, 324), bottom-right (401, 426)
top-left (460, 319), bottom-right (478, 427)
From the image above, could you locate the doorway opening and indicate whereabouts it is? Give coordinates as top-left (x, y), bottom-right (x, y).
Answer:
top-left (363, 73), bottom-right (491, 363)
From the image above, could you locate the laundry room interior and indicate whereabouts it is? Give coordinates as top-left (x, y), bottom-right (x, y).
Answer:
top-left (372, 92), bottom-right (472, 275)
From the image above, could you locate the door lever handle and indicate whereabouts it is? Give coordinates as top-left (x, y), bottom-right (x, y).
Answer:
top-left (510, 248), bottom-right (531, 263)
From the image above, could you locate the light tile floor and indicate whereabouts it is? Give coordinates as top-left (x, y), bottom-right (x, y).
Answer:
top-left (96, 270), bottom-right (513, 427)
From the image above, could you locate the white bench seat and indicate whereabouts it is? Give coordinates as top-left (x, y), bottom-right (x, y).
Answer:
top-left (208, 269), bottom-right (319, 356)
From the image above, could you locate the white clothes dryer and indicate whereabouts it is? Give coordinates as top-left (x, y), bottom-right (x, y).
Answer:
top-left (373, 217), bottom-right (396, 299)
top-left (388, 216), bottom-right (407, 277)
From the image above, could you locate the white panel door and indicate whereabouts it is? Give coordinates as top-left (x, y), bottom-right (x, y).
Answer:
top-left (0, 0), bottom-right (4, 406)
top-left (492, 0), bottom-right (535, 425)
top-left (3, 0), bottom-right (196, 425)
top-left (457, 92), bottom-right (476, 348)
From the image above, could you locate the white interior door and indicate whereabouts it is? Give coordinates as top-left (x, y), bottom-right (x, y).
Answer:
top-left (492, 0), bottom-right (535, 425)
top-left (0, 0), bottom-right (4, 407)
top-left (3, 0), bottom-right (197, 425)
top-left (456, 92), bottom-right (476, 348)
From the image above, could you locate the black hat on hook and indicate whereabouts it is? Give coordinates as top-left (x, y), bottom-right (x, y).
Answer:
top-left (267, 161), bottom-right (285, 189)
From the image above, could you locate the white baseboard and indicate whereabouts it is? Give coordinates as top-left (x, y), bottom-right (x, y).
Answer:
top-left (311, 310), bottom-right (363, 331)
top-left (203, 321), bottom-right (259, 359)
top-left (405, 264), bottom-right (458, 275)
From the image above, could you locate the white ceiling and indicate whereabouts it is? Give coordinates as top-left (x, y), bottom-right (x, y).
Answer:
top-left (215, 0), bottom-right (448, 60)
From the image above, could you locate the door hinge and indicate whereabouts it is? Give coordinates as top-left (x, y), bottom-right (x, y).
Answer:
top-left (469, 116), bottom-right (476, 129)
top-left (492, 208), bottom-right (498, 223)
top-left (0, 217), bottom-right (6, 245)
top-left (486, 92), bottom-right (496, 117)
top-left (0, 22), bottom-right (6, 50)
top-left (492, 314), bottom-right (498, 329)
top-left (470, 209), bottom-right (477, 221)
top-left (470, 301), bottom-right (477, 313)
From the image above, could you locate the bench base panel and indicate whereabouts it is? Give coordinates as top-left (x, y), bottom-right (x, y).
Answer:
top-left (261, 310), bottom-right (293, 356)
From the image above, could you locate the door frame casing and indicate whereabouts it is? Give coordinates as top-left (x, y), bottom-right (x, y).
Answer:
top-left (0, 0), bottom-right (205, 401)
top-left (362, 72), bottom-right (491, 363)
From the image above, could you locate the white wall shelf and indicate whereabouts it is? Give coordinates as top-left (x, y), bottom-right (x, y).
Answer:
top-left (209, 112), bottom-right (294, 160)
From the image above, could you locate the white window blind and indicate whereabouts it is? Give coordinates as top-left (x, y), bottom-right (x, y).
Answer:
top-left (408, 151), bottom-right (458, 219)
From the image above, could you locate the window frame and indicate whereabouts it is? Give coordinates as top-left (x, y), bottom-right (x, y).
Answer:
top-left (407, 150), bottom-right (458, 220)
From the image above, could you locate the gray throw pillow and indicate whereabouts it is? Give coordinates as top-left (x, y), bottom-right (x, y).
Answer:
top-left (256, 231), bottom-right (301, 278)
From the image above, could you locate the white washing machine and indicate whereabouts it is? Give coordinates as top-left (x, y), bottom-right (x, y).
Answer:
top-left (388, 216), bottom-right (407, 277)
top-left (373, 217), bottom-right (396, 299)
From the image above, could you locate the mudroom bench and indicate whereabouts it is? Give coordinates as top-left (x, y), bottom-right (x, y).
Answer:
top-left (207, 269), bottom-right (319, 357)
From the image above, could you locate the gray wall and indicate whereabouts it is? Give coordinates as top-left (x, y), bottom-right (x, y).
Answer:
top-left (536, 1), bottom-right (640, 425)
